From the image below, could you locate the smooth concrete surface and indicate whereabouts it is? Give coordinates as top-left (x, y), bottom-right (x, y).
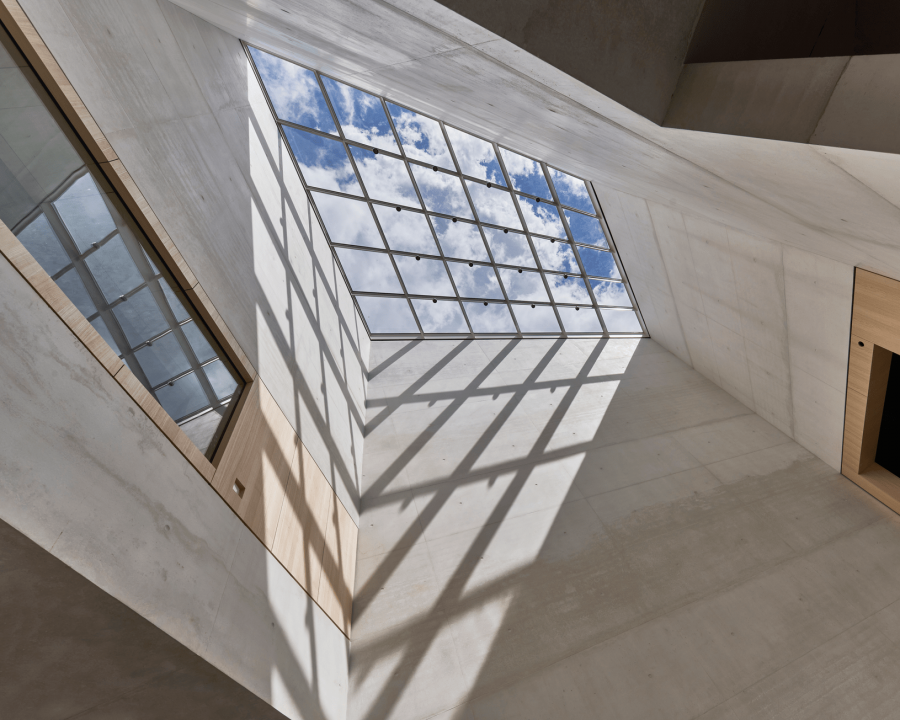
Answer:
top-left (156, 0), bottom-right (898, 472)
top-left (17, 0), bottom-right (369, 521)
top-left (0, 250), bottom-right (349, 719)
top-left (664, 57), bottom-right (849, 143)
top-left (352, 338), bottom-right (900, 719)
top-left (0, 516), bottom-right (290, 719)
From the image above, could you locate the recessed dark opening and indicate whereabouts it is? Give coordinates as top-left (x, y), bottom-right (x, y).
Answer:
top-left (876, 353), bottom-right (900, 475)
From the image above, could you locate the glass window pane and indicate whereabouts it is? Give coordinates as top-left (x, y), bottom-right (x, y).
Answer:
top-left (497, 268), bottom-right (549, 302)
top-left (445, 126), bottom-right (504, 184)
top-left (549, 168), bottom-right (594, 213)
top-left (578, 246), bottom-right (621, 279)
top-left (512, 304), bottom-right (559, 332)
top-left (248, 47), bottom-right (336, 134)
top-left (386, 103), bottom-right (454, 170)
top-left (409, 165), bottom-right (473, 219)
top-left (500, 148), bottom-right (551, 200)
top-left (533, 238), bottom-right (580, 273)
top-left (412, 299), bottom-right (468, 333)
top-left (133, 332), bottom-right (191, 386)
top-left (393, 255), bottom-right (455, 296)
top-left (53, 174), bottom-right (117, 252)
top-left (55, 268), bottom-right (96, 317)
top-left (83, 235), bottom-right (143, 302)
top-left (484, 228), bottom-right (536, 268)
top-left (182, 320), bottom-right (216, 362)
top-left (161, 281), bottom-right (191, 322)
top-left (466, 181), bottom-right (522, 230)
top-left (464, 302), bottom-right (516, 333)
top-left (16, 214), bottom-right (69, 276)
top-left (447, 261), bottom-right (504, 299)
top-left (557, 306), bottom-right (603, 333)
top-left (313, 193), bottom-right (384, 248)
top-left (545, 274), bottom-right (591, 304)
top-left (321, 77), bottom-right (398, 152)
top-left (283, 126), bottom-right (361, 195)
top-left (90, 316), bottom-right (120, 355)
top-left (154, 371), bottom-right (209, 422)
top-left (518, 196), bottom-right (565, 238)
top-left (357, 296), bottom-right (418, 333)
top-left (565, 209), bottom-right (607, 247)
top-left (142, 247), bottom-right (159, 275)
top-left (373, 205), bottom-right (437, 254)
top-left (601, 308), bottom-right (642, 333)
top-left (204, 359), bottom-right (239, 400)
top-left (335, 248), bottom-right (402, 292)
top-left (112, 286), bottom-right (169, 347)
top-left (433, 218), bottom-right (488, 261)
top-left (591, 279), bottom-right (631, 307)
top-left (349, 146), bottom-right (419, 207)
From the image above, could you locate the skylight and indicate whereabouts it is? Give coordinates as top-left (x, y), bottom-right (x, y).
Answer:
top-left (247, 45), bottom-right (645, 338)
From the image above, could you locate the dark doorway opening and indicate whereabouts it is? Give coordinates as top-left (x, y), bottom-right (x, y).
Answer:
top-left (876, 353), bottom-right (900, 475)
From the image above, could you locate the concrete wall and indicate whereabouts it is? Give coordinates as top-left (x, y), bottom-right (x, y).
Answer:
top-left (352, 337), bottom-right (897, 719)
top-left (0, 252), bottom-right (349, 719)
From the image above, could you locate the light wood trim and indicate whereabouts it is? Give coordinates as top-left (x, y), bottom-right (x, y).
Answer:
top-left (211, 379), bottom-right (297, 548)
top-left (0, 222), bottom-right (123, 376)
top-left (273, 443), bottom-right (333, 600)
top-left (114, 366), bottom-right (216, 482)
top-left (842, 268), bottom-right (900, 514)
top-left (0, 0), bottom-right (115, 163)
top-left (317, 498), bottom-right (358, 636)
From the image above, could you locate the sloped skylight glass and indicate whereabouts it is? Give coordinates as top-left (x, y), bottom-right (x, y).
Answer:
top-left (248, 44), bottom-right (645, 337)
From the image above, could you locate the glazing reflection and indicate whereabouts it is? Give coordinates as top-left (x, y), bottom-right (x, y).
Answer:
top-left (548, 167), bottom-right (595, 213)
top-left (321, 76), bottom-right (398, 152)
top-left (313, 193), bottom-right (384, 248)
top-left (284, 126), bottom-right (362, 195)
top-left (578, 246), bottom-right (621, 279)
top-left (387, 102), bottom-right (454, 170)
top-left (445, 126), bottom-right (504, 184)
top-left (564, 209), bottom-right (607, 247)
top-left (500, 148), bottom-right (552, 200)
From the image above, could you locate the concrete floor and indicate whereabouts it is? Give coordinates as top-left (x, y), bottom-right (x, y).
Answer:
top-left (350, 338), bottom-right (900, 720)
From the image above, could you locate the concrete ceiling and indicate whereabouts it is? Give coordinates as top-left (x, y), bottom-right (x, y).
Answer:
top-left (164, 0), bottom-right (900, 469)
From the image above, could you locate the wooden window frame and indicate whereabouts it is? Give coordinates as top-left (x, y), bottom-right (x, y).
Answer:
top-left (842, 268), bottom-right (900, 514)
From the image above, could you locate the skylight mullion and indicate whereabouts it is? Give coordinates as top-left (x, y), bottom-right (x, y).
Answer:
top-left (496, 144), bottom-right (566, 337)
top-left (545, 161), bottom-right (607, 336)
top-left (587, 182), bottom-right (647, 335)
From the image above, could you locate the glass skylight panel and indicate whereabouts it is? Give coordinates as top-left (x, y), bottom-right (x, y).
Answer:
top-left (373, 206), bottom-right (438, 254)
top-left (247, 44), bottom-right (643, 338)
top-left (564, 209), bottom-right (607, 247)
top-left (465, 302), bottom-right (516, 333)
top-left (284, 127), bottom-right (362, 195)
top-left (84, 236), bottom-right (144, 302)
top-left (484, 229), bottom-right (537, 268)
top-left (249, 47), bottom-right (336, 133)
top-left (497, 268), bottom-right (550, 303)
top-left (356, 296), bottom-right (418, 333)
top-left (394, 256), bottom-right (455, 296)
top-left (445, 126), bottom-right (505, 184)
top-left (335, 248), bottom-right (402, 292)
top-left (134, 332), bottom-right (191, 386)
top-left (182, 321), bottom-right (216, 362)
top-left (52, 175), bottom-right (117, 253)
top-left (578, 246), bottom-right (621, 279)
top-left (205, 359), bottom-right (239, 400)
top-left (321, 77), bottom-right (398, 153)
top-left (386, 102), bottom-right (454, 170)
top-left (410, 165), bottom-right (473, 219)
top-left (312, 193), bottom-right (384, 248)
top-left (466, 182), bottom-right (522, 230)
top-left (16, 215), bottom-right (69, 275)
top-left (412, 299), bottom-right (468, 333)
top-left (548, 167), bottom-right (595, 213)
top-left (112, 286), bottom-right (169, 346)
top-left (533, 238), bottom-right (580, 273)
top-left (56, 269), bottom-right (96, 317)
top-left (447, 261), bottom-right (504, 299)
top-left (349, 146), bottom-right (419, 206)
top-left (513, 304), bottom-right (559, 333)
top-left (155, 372), bottom-right (208, 421)
top-left (433, 218), bottom-right (489, 261)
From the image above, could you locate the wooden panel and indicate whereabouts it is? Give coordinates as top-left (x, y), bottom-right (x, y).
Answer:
top-left (853, 269), bottom-right (900, 356)
top-left (0, 0), bottom-right (116, 163)
top-left (114, 366), bottom-right (215, 481)
top-left (317, 498), bottom-right (359, 637)
top-left (0, 222), bottom-right (123, 376)
top-left (272, 443), bottom-right (333, 600)
top-left (844, 464), bottom-right (900, 517)
top-left (212, 379), bottom-right (297, 548)
top-left (848, 334), bottom-right (874, 396)
top-left (842, 386), bottom-right (866, 475)
top-left (186, 284), bottom-right (256, 383)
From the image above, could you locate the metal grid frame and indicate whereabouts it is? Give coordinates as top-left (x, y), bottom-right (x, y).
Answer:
top-left (244, 42), bottom-right (647, 340)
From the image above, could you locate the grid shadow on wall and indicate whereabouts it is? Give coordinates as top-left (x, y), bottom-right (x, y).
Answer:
top-left (245, 44), bottom-right (646, 340)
